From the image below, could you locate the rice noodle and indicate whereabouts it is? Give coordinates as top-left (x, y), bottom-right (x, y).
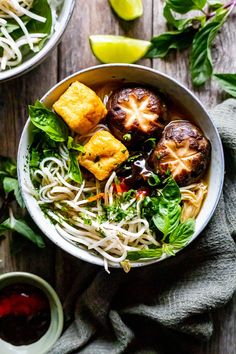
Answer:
top-left (180, 182), bottom-right (208, 221)
top-left (0, 0), bottom-right (63, 71)
top-left (28, 143), bottom-right (161, 269)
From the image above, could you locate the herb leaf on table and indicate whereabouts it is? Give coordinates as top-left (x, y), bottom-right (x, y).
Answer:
top-left (166, 0), bottom-right (207, 14)
top-left (213, 73), bottom-right (236, 97)
top-left (147, 28), bottom-right (196, 59)
top-left (147, 1), bottom-right (236, 86)
top-left (190, 8), bottom-right (228, 86)
top-left (3, 177), bottom-right (25, 208)
top-left (0, 156), bottom-right (45, 250)
top-left (0, 214), bottom-right (45, 248)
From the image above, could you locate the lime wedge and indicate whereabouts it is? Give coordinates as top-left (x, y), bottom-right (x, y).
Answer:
top-left (109, 0), bottom-right (143, 21)
top-left (89, 35), bottom-right (151, 64)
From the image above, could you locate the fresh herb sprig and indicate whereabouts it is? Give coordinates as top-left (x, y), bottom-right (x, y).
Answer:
top-left (29, 100), bottom-right (84, 184)
top-left (147, 0), bottom-right (236, 87)
top-left (0, 156), bottom-right (45, 250)
top-left (127, 177), bottom-right (195, 261)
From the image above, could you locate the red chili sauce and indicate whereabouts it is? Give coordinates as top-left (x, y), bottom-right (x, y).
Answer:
top-left (0, 283), bottom-right (51, 346)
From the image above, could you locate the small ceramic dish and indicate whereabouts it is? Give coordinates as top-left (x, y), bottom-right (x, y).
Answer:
top-left (0, 272), bottom-right (63, 354)
top-left (17, 64), bottom-right (224, 268)
top-left (0, 0), bottom-right (75, 82)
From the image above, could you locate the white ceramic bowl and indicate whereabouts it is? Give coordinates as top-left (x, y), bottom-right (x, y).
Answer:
top-left (0, 0), bottom-right (75, 82)
top-left (0, 272), bottom-right (63, 354)
top-left (17, 64), bottom-right (224, 268)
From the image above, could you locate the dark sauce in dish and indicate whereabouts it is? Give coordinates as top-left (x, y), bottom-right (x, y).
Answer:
top-left (0, 283), bottom-right (51, 346)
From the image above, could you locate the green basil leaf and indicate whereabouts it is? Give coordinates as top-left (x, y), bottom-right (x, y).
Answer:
top-left (169, 218), bottom-right (195, 248)
top-left (152, 178), bottom-right (181, 238)
top-left (161, 177), bottom-right (181, 205)
top-left (3, 177), bottom-right (18, 194)
top-left (127, 247), bottom-right (163, 261)
top-left (213, 73), bottom-right (236, 97)
top-left (26, 0), bottom-right (52, 34)
top-left (68, 152), bottom-right (83, 184)
top-left (29, 100), bottom-right (68, 142)
top-left (207, 1), bottom-right (224, 11)
top-left (0, 216), bottom-right (45, 248)
top-left (147, 28), bottom-right (196, 58)
top-left (3, 177), bottom-right (25, 208)
top-left (67, 136), bottom-right (85, 153)
top-left (163, 4), bottom-right (192, 30)
top-left (30, 149), bottom-right (41, 168)
top-left (166, 0), bottom-right (207, 14)
top-left (0, 156), bottom-right (17, 178)
top-left (153, 203), bottom-right (181, 238)
top-left (162, 243), bottom-right (176, 256)
top-left (191, 9), bottom-right (228, 86)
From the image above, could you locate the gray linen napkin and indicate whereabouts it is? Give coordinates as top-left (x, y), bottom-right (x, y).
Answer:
top-left (50, 99), bottom-right (236, 354)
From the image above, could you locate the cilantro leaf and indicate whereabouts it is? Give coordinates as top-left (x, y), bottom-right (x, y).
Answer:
top-left (213, 73), bottom-right (236, 97)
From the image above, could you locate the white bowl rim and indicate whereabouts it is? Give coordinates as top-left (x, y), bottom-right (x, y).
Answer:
top-left (17, 63), bottom-right (225, 268)
top-left (0, 0), bottom-right (75, 82)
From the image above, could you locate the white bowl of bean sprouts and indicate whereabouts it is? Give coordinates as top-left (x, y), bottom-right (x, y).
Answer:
top-left (0, 0), bottom-right (75, 81)
top-left (17, 64), bottom-right (224, 273)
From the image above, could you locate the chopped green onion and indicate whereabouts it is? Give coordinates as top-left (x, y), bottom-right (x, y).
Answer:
top-left (123, 133), bottom-right (132, 141)
top-left (147, 173), bottom-right (160, 186)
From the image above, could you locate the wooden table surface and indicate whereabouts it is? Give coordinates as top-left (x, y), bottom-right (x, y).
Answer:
top-left (0, 1), bottom-right (235, 353)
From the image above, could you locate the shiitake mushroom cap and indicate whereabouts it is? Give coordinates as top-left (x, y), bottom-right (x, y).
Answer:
top-left (150, 120), bottom-right (211, 186)
top-left (106, 87), bottom-right (168, 145)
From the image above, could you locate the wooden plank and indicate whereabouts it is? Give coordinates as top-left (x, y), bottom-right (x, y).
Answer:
top-left (0, 52), bottom-right (58, 283)
top-left (0, 1), bottom-right (235, 352)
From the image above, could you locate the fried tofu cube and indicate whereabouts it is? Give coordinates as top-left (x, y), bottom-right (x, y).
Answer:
top-left (79, 131), bottom-right (129, 180)
top-left (53, 81), bottom-right (107, 135)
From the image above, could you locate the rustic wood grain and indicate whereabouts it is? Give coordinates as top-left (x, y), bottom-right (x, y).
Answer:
top-left (0, 0), bottom-right (235, 352)
top-left (0, 52), bottom-right (58, 283)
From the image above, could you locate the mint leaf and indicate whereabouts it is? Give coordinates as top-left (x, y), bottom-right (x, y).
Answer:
top-left (166, 0), bottom-right (207, 14)
top-left (147, 28), bottom-right (196, 58)
top-left (0, 216), bottom-right (45, 248)
top-left (3, 177), bottom-right (25, 208)
top-left (191, 9), bottom-right (228, 86)
top-left (127, 247), bottom-right (163, 261)
top-left (29, 100), bottom-right (68, 142)
top-left (213, 73), bottom-right (236, 97)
